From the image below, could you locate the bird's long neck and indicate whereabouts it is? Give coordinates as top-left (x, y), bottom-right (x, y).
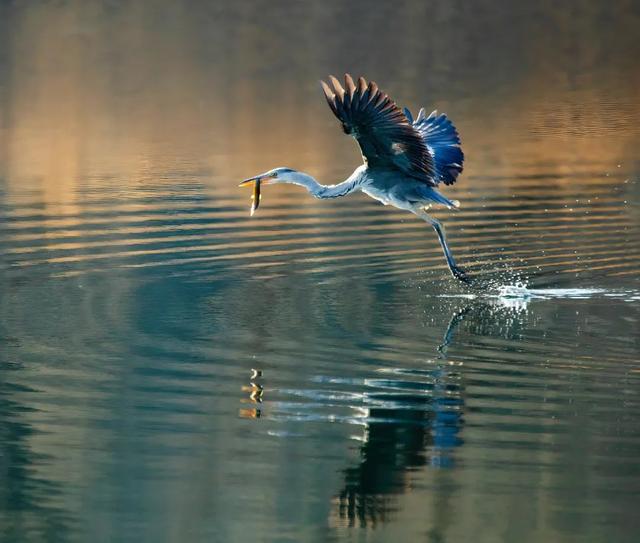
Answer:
top-left (283, 171), bottom-right (363, 199)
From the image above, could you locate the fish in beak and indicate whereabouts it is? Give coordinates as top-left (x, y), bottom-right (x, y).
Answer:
top-left (239, 175), bottom-right (262, 216)
top-left (239, 173), bottom-right (275, 216)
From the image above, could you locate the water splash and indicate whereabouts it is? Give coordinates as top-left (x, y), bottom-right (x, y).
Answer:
top-left (439, 282), bottom-right (640, 310)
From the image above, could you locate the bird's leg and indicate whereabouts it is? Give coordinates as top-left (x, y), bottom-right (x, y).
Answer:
top-left (437, 306), bottom-right (473, 356)
top-left (414, 208), bottom-right (470, 284)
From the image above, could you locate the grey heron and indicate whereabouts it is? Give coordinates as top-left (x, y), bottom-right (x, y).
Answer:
top-left (240, 74), bottom-right (469, 283)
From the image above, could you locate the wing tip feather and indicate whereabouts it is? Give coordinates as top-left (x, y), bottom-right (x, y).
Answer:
top-left (328, 75), bottom-right (345, 99)
top-left (320, 80), bottom-right (338, 115)
top-left (344, 73), bottom-right (356, 95)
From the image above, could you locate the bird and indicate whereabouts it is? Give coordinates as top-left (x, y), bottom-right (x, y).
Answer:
top-left (239, 74), bottom-right (468, 283)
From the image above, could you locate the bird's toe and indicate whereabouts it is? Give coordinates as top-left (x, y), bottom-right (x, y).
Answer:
top-left (451, 266), bottom-right (471, 285)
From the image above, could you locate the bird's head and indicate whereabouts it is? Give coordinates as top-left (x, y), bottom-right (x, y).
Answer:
top-left (238, 167), bottom-right (300, 187)
top-left (239, 167), bottom-right (308, 216)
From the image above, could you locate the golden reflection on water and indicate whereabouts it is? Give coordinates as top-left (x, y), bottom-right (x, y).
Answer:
top-left (2, 1), bottom-right (639, 209)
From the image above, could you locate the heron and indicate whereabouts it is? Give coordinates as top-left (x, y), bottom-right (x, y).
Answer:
top-left (240, 74), bottom-right (469, 283)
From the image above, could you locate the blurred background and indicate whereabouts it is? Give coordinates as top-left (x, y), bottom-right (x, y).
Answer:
top-left (0, 1), bottom-right (639, 542)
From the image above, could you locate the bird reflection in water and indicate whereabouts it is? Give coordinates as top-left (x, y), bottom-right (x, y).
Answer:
top-left (238, 298), bottom-right (528, 527)
top-left (239, 368), bottom-right (263, 419)
top-left (333, 360), bottom-right (464, 528)
top-left (332, 298), bottom-right (529, 528)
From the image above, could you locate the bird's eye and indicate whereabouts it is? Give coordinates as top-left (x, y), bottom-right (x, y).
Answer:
top-left (271, 172), bottom-right (278, 177)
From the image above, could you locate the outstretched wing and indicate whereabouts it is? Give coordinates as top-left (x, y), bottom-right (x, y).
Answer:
top-left (321, 75), bottom-right (435, 182)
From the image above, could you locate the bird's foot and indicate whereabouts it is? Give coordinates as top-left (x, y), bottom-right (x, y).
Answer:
top-left (451, 266), bottom-right (472, 285)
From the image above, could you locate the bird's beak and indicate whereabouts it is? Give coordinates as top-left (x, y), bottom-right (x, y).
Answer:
top-left (238, 175), bottom-right (275, 187)
top-left (238, 175), bottom-right (261, 187)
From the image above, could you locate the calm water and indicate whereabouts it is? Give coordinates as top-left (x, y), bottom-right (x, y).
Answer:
top-left (1, 2), bottom-right (640, 542)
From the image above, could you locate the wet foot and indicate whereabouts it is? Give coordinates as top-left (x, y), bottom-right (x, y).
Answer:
top-left (451, 266), bottom-right (471, 285)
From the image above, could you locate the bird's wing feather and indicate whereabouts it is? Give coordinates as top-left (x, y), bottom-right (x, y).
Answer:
top-left (321, 75), bottom-right (435, 181)
top-left (412, 108), bottom-right (464, 186)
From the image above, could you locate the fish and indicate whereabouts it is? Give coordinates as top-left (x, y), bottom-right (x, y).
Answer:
top-left (250, 178), bottom-right (261, 216)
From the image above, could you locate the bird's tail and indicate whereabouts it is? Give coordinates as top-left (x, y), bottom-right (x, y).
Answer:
top-left (411, 109), bottom-right (464, 186)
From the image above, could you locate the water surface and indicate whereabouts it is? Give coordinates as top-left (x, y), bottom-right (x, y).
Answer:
top-left (1, 2), bottom-right (639, 542)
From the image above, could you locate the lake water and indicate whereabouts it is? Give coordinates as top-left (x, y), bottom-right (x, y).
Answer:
top-left (1, 2), bottom-right (639, 542)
